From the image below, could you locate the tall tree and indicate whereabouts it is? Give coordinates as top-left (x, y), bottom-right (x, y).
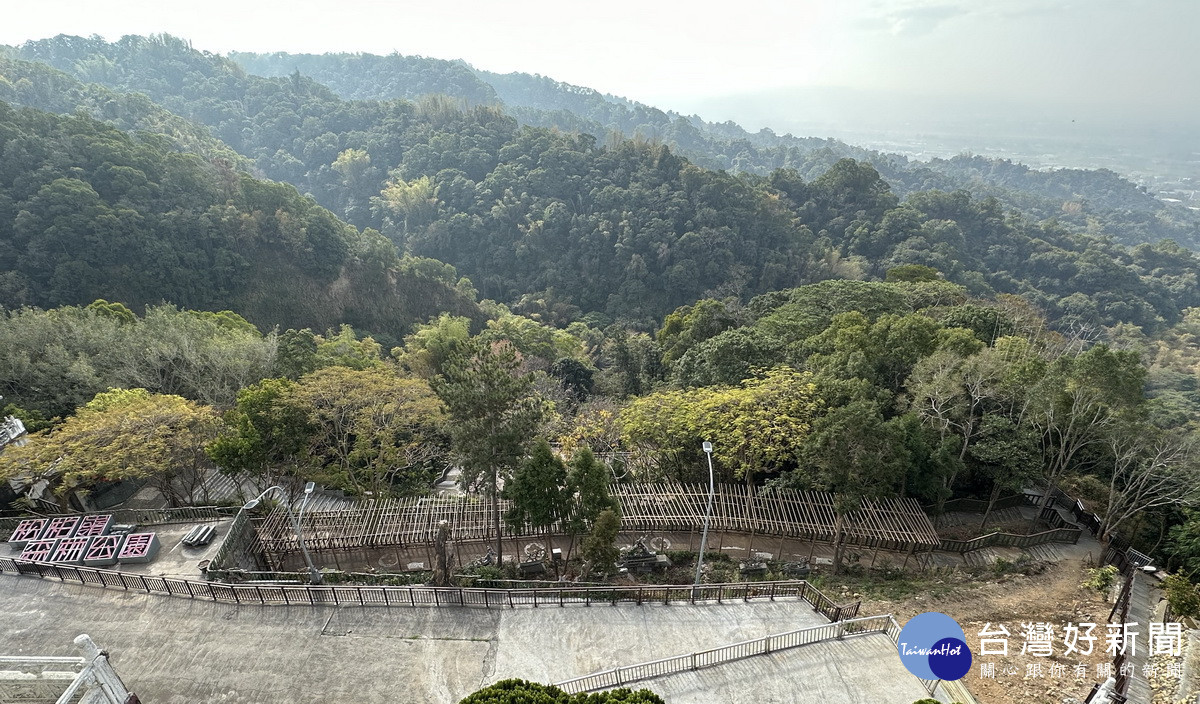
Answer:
top-left (1030, 345), bottom-right (1146, 514)
top-left (581, 508), bottom-right (621, 577)
top-left (433, 338), bottom-right (543, 565)
top-left (504, 438), bottom-right (568, 545)
top-left (620, 367), bottom-right (820, 483)
top-left (206, 378), bottom-right (313, 499)
top-left (563, 447), bottom-right (618, 559)
top-left (0, 388), bottom-right (220, 508)
top-left (908, 347), bottom-right (996, 515)
top-left (968, 415), bottom-right (1042, 530)
top-left (289, 366), bottom-right (450, 498)
top-left (1098, 423), bottom-right (1198, 545)
top-left (794, 398), bottom-right (905, 574)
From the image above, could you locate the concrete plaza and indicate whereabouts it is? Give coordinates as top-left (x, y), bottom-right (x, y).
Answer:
top-left (0, 574), bottom-right (937, 703)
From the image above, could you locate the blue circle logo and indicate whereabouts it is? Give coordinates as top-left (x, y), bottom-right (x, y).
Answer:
top-left (897, 612), bottom-right (972, 681)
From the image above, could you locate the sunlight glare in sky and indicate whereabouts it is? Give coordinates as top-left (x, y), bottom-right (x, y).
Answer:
top-left (3, 0), bottom-right (1196, 113)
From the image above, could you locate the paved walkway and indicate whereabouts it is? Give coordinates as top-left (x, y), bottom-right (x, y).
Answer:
top-left (618, 633), bottom-right (934, 704)
top-left (1123, 570), bottom-right (1160, 703)
top-left (0, 575), bottom-right (935, 704)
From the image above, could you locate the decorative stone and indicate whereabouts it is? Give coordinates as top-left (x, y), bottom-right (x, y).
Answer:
top-left (19, 538), bottom-right (59, 562)
top-left (83, 535), bottom-right (123, 567)
top-left (50, 537), bottom-right (91, 564)
top-left (7, 519), bottom-right (49, 548)
top-left (74, 514), bottom-right (113, 538)
top-left (117, 533), bottom-right (159, 564)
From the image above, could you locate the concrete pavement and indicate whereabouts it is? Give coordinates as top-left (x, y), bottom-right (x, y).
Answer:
top-left (1, 574), bottom-right (932, 703)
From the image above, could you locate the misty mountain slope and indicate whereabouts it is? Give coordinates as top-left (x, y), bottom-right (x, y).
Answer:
top-left (0, 54), bottom-right (251, 169)
top-left (230, 50), bottom-right (497, 104)
top-left (11, 34), bottom-right (1200, 335)
top-left (223, 48), bottom-right (1199, 251)
top-left (0, 101), bottom-right (482, 341)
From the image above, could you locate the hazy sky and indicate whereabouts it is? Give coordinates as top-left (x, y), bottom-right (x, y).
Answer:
top-left (4, 0), bottom-right (1197, 114)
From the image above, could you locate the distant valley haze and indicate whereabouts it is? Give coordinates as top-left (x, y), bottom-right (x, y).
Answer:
top-left (3, 0), bottom-right (1197, 183)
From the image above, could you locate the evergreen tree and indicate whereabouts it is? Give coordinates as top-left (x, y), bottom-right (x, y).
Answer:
top-left (433, 338), bottom-right (543, 566)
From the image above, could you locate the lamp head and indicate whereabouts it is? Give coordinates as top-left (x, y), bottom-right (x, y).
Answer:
top-left (304, 482), bottom-right (316, 495)
top-left (702, 441), bottom-right (713, 454)
top-left (242, 498), bottom-right (260, 511)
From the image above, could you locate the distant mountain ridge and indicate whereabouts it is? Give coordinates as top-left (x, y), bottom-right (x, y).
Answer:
top-left (228, 49), bottom-right (1200, 251)
top-left (6, 34), bottom-right (1200, 336)
top-left (0, 45), bottom-right (483, 341)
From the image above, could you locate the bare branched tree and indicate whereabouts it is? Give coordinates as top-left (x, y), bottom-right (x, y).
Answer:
top-left (1100, 427), bottom-right (1199, 545)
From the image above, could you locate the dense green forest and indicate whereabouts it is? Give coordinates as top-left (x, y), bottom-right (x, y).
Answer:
top-left (0, 100), bottom-right (480, 339)
top-left (230, 48), bottom-right (1200, 249)
top-left (5, 33), bottom-right (1200, 582)
top-left (4, 35), bottom-right (1199, 331)
top-left (6, 276), bottom-right (1200, 571)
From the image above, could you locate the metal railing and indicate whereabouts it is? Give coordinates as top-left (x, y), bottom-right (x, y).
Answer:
top-left (936, 524), bottom-right (1082, 553)
top-left (1108, 564), bottom-right (1135, 702)
top-left (0, 559), bottom-right (858, 614)
top-left (1038, 488), bottom-right (1103, 536)
top-left (553, 611), bottom-right (978, 700)
top-left (0, 655), bottom-right (85, 674)
top-left (555, 614), bottom-right (896, 694)
top-left (932, 491), bottom-right (1083, 554)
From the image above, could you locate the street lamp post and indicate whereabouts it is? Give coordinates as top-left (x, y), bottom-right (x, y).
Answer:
top-left (243, 484), bottom-right (322, 585)
top-left (693, 441), bottom-right (716, 592)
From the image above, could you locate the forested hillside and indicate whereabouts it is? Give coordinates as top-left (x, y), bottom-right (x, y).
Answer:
top-left (0, 54), bottom-right (249, 168)
top-left (229, 50), bottom-right (497, 104)
top-left (7, 35), bottom-right (1200, 332)
top-left (5, 33), bottom-right (1200, 584)
top-left (229, 48), bottom-right (1199, 250)
top-left (0, 102), bottom-right (480, 339)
